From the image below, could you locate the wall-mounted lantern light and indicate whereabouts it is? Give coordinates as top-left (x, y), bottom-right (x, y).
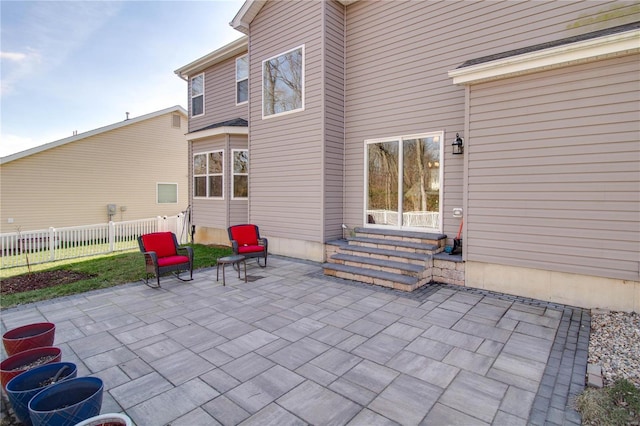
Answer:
top-left (452, 133), bottom-right (464, 155)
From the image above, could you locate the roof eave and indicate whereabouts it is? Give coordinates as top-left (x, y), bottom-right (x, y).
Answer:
top-left (448, 28), bottom-right (640, 85)
top-left (1, 106), bottom-right (187, 164)
top-left (186, 126), bottom-right (248, 141)
top-left (174, 36), bottom-right (248, 79)
top-left (230, 0), bottom-right (357, 33)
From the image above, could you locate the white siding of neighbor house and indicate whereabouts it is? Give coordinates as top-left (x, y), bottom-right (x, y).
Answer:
top-left (342, 0), bottom-right (640, 242)
top-left (0, 111), bottom-right (189, 234)
top-left (188, 53), bottom-right (249, 132)
top-left (189, 134), bottom-right (249, 230)
top-left (466, 54), bottom-right (640, 282)
top-left (248, 0), bottom-right (325, 242)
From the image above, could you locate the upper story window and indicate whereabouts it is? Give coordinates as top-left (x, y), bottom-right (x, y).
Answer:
top-left (193, 151), bottom-right (223, 198)
top-left (232, 149), bottom-right (248, 199)
top-left (236, 55), bottom-right (248, 105)
top-left (191, 74), bottom-right (204, 117)
top-left (262, 45), bottom-right (304, 118)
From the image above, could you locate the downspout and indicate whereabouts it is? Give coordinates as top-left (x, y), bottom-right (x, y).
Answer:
top-left (341, 1), bottom-right (347, 237)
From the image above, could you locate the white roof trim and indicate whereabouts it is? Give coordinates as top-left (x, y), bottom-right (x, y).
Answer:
top-left (186, 126), bottom-right (248, 141)
top-left (1, 106), bottom-right (187, 164)
top-left (231, 0), bottom-right (357, 33)
top-left (448, 29), bottom-right (640, 85)
top-left (174, 36), bottom-right (248, 79)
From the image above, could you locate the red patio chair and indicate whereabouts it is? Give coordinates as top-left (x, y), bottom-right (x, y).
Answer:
top-left (138, 232), bottom-right (193, 287)
top-left (227, 224), bottom-right (268, 267)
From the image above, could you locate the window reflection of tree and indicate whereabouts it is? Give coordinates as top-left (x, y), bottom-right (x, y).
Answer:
top-left (264, 48), bottom-right (302, 115)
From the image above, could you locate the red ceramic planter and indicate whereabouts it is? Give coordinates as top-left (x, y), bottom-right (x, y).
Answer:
top-left (0, 346), bottom-right (62, 391)
top-left (3, 322), bottom-right (55, 356)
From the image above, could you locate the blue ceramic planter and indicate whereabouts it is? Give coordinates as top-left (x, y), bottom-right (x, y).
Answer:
top-left (6, 362), bottom-right (77, 426)
top-left (28, 376), bottom-right (103, 426)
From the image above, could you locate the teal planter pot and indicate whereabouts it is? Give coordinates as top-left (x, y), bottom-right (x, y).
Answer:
top-left (28, 376), bottom-right (103, 426)
top-left (5, 362), bottom-right (77, 426)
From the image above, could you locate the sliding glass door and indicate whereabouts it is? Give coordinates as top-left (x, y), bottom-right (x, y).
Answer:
top-left (366, 133), bottom-right (442, 231)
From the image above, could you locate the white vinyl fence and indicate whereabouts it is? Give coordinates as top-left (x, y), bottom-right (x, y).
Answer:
top-left (1, 214), bottom-right (188, 269)
top-left (367, 210), bottom-right (439, 229)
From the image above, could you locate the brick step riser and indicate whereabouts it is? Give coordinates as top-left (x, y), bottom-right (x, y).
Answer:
top-left (350, 241), bottom-right (438, 255)
top-left (337, 250), bottom-right (427, 266)
top-left (334, 259), bottom-right (427, 279)
top-left (354, 233), bottom-right (443, 247)
top-left (323, 268), bottom-right (431, 292)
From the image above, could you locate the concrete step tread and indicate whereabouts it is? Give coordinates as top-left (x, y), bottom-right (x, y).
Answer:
top-left (349, 236), bottom-right (439, 251)
top-left (330, 253), bottom-right (423, 273)
top-left (322, 262), bottom-right (419, 286)
top-left (339, 244), bottom-right (431, 262)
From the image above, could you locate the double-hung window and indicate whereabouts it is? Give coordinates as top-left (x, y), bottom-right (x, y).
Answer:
top-left (262, 45), bottom-right (304, 118)
top-left (232, 149), bottom-right (248, 199)
top-left (236, 55), bottom-right (248, 105)
top-left (193, 151), bottom-right (223, 198)
top-left (191, 74), bottom-right (204, 117)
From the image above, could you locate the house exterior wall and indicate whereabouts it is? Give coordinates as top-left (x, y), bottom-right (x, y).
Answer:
top-left (189, 133), bottom-right (249, 245)
top-left (0, 111), bottom-right (189, 234)
top-left (248, 0), bottom-right (327, 258)
top-left (188, 53), bottom-right (249, 132)
top-left (465, 54), bottom-right (640, 283)
top-left (342, 0), bottom-right (639, 243)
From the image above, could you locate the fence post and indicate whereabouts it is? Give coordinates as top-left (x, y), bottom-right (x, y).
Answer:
top-left (177, 213), bottom-right (184, 244)
top-left (49, 227), bottom-right (56, 262)
top-left (109, 221), bottom-right (115, 252)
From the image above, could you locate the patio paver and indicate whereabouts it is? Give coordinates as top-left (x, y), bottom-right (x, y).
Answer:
top-left (0, 256), bottom-right (588, 425)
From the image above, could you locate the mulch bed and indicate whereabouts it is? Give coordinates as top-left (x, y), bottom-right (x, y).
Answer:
top-left (1, 271), bottom-right (94, 295)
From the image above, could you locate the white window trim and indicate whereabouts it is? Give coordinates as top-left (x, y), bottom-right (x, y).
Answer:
top-left (236, 55), bottom-right (248, 106)
top-left (191, 73), bottom-right (205, 117)
top-left (363, 131), bottom-right (444, 232)
top-left (156, 182), bottom-right (178, 204)
top-left (193, 150), bottom-right (224, 200)
top-left (448, 29), bottom-right (640, 85)
top-left (262, 45), bottom-right (305, 119)
top-left (231, 149), bottom-right (249, 200)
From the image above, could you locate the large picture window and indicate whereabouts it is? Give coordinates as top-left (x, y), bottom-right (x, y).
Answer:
top-left (191, 74), bottom-right (204, 117)
top-left (236, 55), bottom-right (248, 105)
top-left (193, 151), bottom-right (223, 198)
top-left (232, 149), bottom-right (248, 199)
top-left (262, 45), bottom-right (304, 118)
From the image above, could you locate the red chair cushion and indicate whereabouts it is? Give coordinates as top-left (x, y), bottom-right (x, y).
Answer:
top-left (231, 225), bottom-right (259, 247)
top-left (157, 255), bottom-right (190, 267)
top-left (238, 245), bottom-right (264, 254)
top-left (142, 233), bottom-right (177, 258)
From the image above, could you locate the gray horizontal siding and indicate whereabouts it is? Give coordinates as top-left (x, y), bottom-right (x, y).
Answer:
top-left (248, 0), bottom-right (325, 242)
top-left (467, 54), bottom-right (640, 281)
top-left (342, 0), bottom-right (640, 243)
top-left (189, 54), bottom-right (248, 133)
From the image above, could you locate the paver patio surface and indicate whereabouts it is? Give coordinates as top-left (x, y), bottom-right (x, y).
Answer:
top-left (1, 256), bottom-right (589, 425)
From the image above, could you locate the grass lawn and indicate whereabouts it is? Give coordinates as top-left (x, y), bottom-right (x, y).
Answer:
top-left (0, 244), bottom-right (232, 309)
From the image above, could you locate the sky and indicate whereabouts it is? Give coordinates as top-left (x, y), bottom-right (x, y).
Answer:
top-left (0, 0), bottom-right (245, 157)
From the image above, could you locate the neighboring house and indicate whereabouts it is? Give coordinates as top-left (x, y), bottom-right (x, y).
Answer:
top-left (0, 106), bottom-right (189, 234)
top-left (175, 1), bottom-right (639, 311)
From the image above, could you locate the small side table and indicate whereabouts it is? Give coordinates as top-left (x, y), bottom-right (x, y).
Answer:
top-left (216, 255), bottom-right (247, 286)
